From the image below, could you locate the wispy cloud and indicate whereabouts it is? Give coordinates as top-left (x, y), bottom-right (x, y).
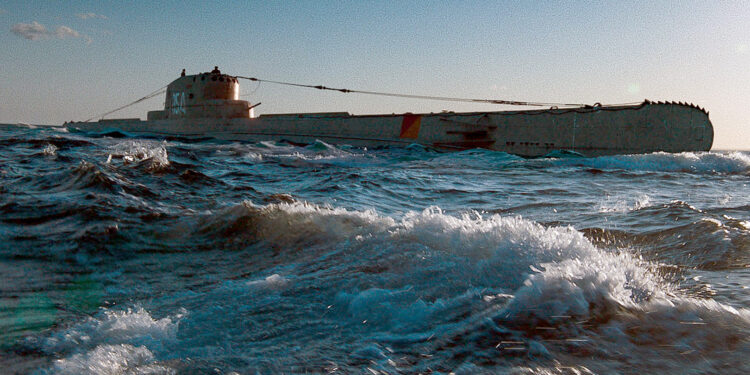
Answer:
top-left (76, 12), bottom-right (107, 20)
top-left (11, 21), bottom-right (48, 40)
top-left (11, 21), bottom-right (90, 43)
top-left (55, 25), bottom-right (81, 39)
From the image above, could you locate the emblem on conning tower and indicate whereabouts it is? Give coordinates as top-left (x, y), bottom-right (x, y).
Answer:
top-left (171, 92), bottom-right (186, 114)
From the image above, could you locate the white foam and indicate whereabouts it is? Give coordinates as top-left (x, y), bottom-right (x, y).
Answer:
top-left (500, 253), bottom-right (663, 322)
top-left (255, 140), bottom-right (365, 161)
top-left (202, 202), bottom-right (598, 285)
top-left (43, 306), bottom-right (181, 361)
top-left (46, 344), bottom-right (174, 375)
top-left (598, 194), bottom-right (652, 212)
top-left (246, 273), bottom-right (290, 290)
top-left (107, 140), bottom-right (170, 168)
top-left (42, 143), bottom-right (58, 156)
top-left (391, 206), bottom-right (599, 286)
top-left (273, 202), bottom-right (748, 323)
top-left (507, 365), bottom-right (596, 375)
top-left (245, 151), bottom-right (263, 161)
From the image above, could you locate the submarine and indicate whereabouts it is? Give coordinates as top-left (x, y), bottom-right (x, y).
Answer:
top-left (66, 67), bottom-right (713, 157)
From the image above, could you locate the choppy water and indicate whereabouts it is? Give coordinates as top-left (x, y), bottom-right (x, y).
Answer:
top-left (1, 123), bottom-right (749, 374)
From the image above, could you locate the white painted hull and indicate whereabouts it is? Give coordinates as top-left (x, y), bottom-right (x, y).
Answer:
top-left (66, 101), bottom-right (713, 157)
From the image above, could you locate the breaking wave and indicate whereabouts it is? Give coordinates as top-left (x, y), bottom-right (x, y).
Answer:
top-left (39, 307), bottom-right (182, 375)
top-left (106, 140), bottom-right (170, 171)
top-left (3, 125), bottom-right (749, 374)
top-left (37, 201), bottom-right (748, 373)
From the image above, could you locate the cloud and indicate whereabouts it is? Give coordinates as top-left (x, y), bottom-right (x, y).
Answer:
top-left (736, 43), bottom-right (748, 54)
top-left (627, 83), bottom-right (641, 94)
top-left (10, 21), bottom-right (89, 43)
top-left (54, 25), bottom-right (80, 39)
top-left (76, 12), bottom-right (107, 20)
top-left (11, 21), bottom-right (48, 40)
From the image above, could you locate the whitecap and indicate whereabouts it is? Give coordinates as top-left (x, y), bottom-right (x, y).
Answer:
top-left (246, 273), bottom-right (290, 290)
top-left (45, 344), bottom-right (173, 375)
top-left (598, 194), bottom-right (652, 212)
top-left (42, 143), bottom-right (58, 156)
top-left (43, 306), bottom-right (182, 356)
top-left (107, 140), bottom-right (170, 168)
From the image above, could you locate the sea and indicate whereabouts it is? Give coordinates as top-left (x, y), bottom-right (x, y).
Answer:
top-left (1, 123), bottom-right (749, 374)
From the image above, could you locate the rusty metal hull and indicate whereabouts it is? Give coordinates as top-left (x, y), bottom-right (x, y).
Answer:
top-left (66, 101), bottom-right (712, 157)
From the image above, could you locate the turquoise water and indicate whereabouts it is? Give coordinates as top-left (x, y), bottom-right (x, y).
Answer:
top-left (1, 124), bottom-right (749, 374)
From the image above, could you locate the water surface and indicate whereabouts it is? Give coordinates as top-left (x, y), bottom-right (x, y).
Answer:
top-left (1, 124), bottom-right (749, 374)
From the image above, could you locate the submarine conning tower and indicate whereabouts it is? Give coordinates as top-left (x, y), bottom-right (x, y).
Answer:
top-left (147, 66), bottom-right (252, 120)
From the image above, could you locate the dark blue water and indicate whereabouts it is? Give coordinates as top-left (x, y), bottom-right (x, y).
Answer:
top-left (2, 124), bottom-right (749, 374)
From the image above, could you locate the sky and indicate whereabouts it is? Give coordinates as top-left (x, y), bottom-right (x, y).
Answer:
top-left (1, 1), bottom-right (748, 149)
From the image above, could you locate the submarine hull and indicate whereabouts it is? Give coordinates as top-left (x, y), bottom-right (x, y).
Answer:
top-left (67, 101), bottom-right (713, 157)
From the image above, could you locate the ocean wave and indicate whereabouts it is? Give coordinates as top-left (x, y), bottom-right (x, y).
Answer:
top-left (597, 193), bottom-right (653, 212)
top-left (0, 200), bottom-right (87, 226)
top-left (43, 306), bottom-right (181, 354)
top-left (195, 203), bottom-right (750, 371)
top-left (63, 161), bottom-right (121, 192)
top-left (183, 200), bottom-right (394, 249)
top-left (41, 161), bottom-right (154, 197)
top-left (106, 140), bottom-right (170, 171)
top-left (30, 201), bottom-right (750, 373)
top-left (554, 151), bottom-right (750, 174)
top-left (585, 216), bottom-right (750, 271)
top-left (0, 136), bottom-right (93, 150)
top-left (408, 148), bottom-right (522, 171)
top-left (39, 307), bottom-right (182, 374)
top-left (41, 143), bottom-right (57, 156)
top-left (206, 140), bottom-right (374, 168)
top-left (245, 273), bottom-right (291, 290)
top-left (177, 169), bottom-right (215, 184)
top-left (5, 122), bottom-right (750, 373)
top-left (183, 200), bottom-right (742, 312)
top-left (44, 344), bottom-right (169, 375)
